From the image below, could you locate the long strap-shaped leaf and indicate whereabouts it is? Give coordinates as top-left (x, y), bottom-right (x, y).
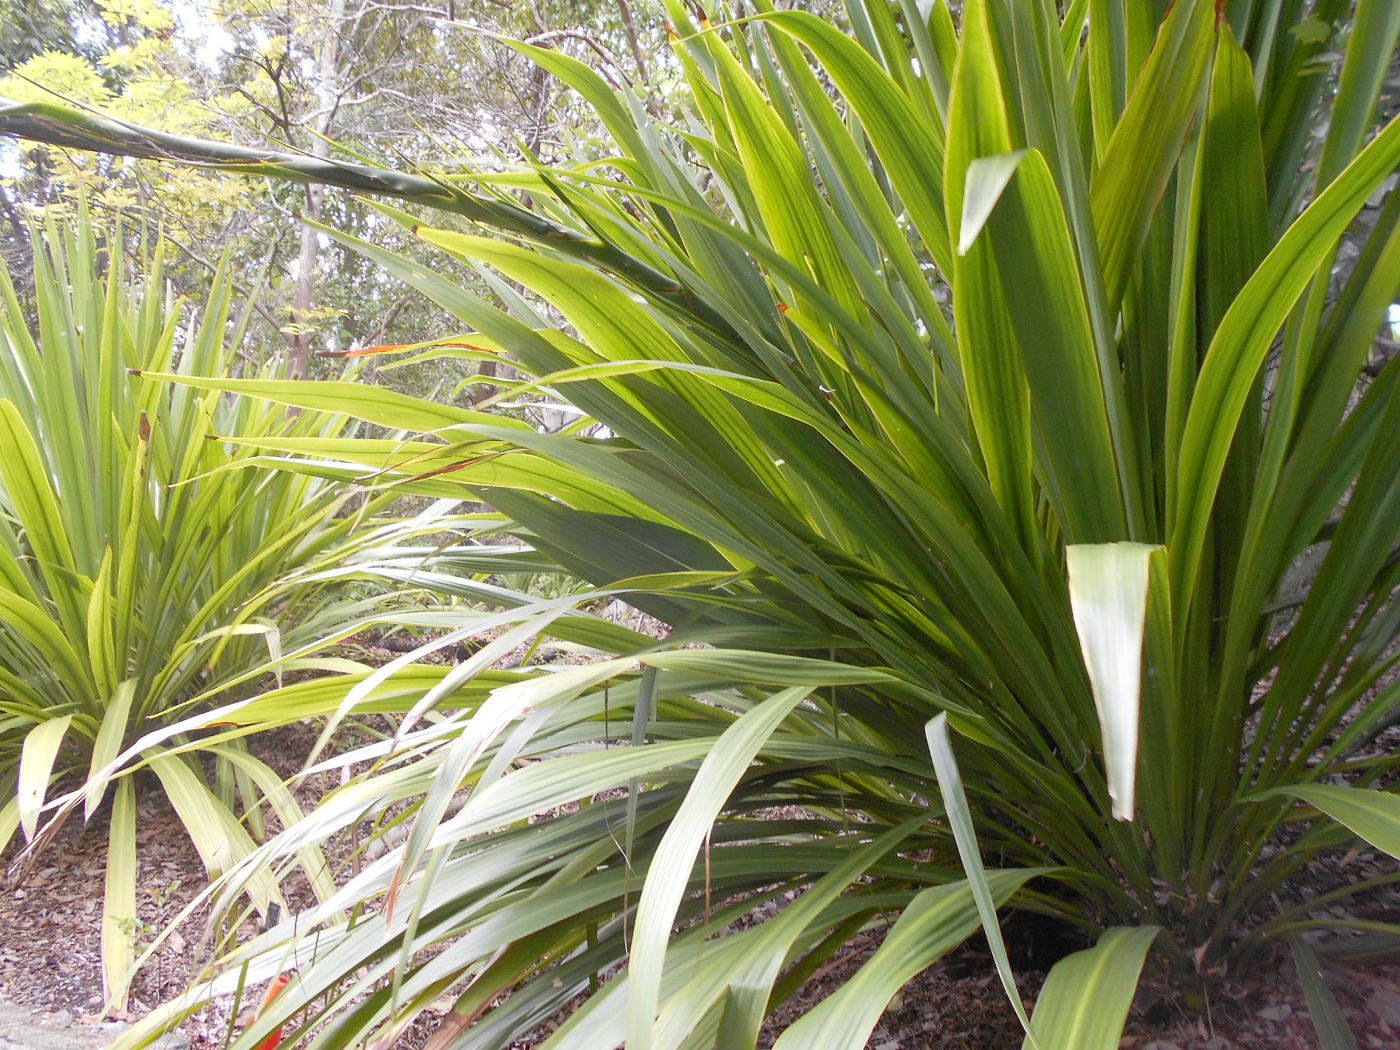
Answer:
top-left (17, 714), bottom-right (73, 839)
top-left (0, 101), bottom-right (735, 335)
top-left (1248, 785), bottom-right (1400, 861)
top-left (927, 713), bottom-right (1041, 1046)
top-left (771, 867), bottom-right (1041, 1050)
top-left (1022, 926), bottom-right (1158, 1050)
top-left (101, 778), bottom-right (137, 1013)
top-left (661, 818), bottom-right (928, 1049)
top-left (1289, 934), bottom-right (1360, 1050)
top-left (945, 0), bottom-right (1038, 553)
top-left (1169, 113), bottom-right (1400, 618)
top-left (1089, 0), bottom-right (1215, 312)
top-left (0, 398), bottom-right (86, 639)
top-left (132, 372), bottom-right (505, 435)
top-left (0, 797), bottom-right (19, 858)
top-left (977, 150), bottom-right (1129, 542)
top-left (84, 678), bottom-right (136, 819)
top-left (627, 686), bottom-right (811, 1050)
top-left (763, 10), bottom-right (953, 276)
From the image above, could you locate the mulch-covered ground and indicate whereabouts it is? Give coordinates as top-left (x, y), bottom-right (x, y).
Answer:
top-left (5, 630), bottom-right (1400, 1048)
top-left (7, 764), bottom-right (1400, 1048)
top-left (0, 721), bottom-right (338, 1042)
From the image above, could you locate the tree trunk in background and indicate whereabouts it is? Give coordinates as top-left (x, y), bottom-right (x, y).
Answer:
top-left (287, 0), bottom-right (345, 379)
top-left (616, 0), bottom-right (649, 84)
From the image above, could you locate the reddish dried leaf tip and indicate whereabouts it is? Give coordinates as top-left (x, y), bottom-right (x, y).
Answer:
top-left (259, 974), bottom-right (291, 1011)
top-left (776, 303), bottom-right (790, 314)
top-left (126, 368), bottom-right (143, 377)
top-left (137, 411), bottom-right (151, 442)
top-left (250, 974), bottom-right (291, 1050)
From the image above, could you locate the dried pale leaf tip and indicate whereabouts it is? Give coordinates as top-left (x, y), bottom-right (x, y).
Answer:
top-left (1066, 542), bottom-right (1160, 822)
top-left (958, 151), bottom-right (1026, 256)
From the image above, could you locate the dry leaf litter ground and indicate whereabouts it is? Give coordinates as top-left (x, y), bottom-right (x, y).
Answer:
top-left (4, 624), bottom-right (1400, 1049)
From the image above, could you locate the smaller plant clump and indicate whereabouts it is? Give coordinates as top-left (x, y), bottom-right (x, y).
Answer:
top-left (0, 217), bottom-right (465, 1010)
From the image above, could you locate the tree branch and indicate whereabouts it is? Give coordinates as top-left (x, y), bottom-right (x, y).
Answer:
top-left (0, 100), bottom-right (736, 339)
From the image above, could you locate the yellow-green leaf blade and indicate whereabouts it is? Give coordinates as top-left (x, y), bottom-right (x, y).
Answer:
top-left (771, 868), bottom-right (1039, 1050)
top-left (102, 778), bottom-right (138, 1012)
top-left (18, 714), bottom-right (73, 839)
top-left (1249, 784), bottom-right (1400, 861)
top-left (1090, 0), bottom-right (1215, 310)
top-left (628, 686), bottom-right (812, 1050)
top-left (1023, 926), bottom-right (1159, 1050)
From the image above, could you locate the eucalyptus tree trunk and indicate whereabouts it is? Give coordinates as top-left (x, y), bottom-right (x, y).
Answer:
top-left (287, 0), bottom-right (346, 379)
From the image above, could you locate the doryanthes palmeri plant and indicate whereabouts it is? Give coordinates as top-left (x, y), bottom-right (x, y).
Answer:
top-left (0, 217), bottom-right (481, 1013)
top-left (3, 0), bottom-right (1398, 1045)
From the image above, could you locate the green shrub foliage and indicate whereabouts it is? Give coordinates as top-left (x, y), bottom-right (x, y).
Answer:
top-left (6, 0), bottom-right (1397, 1046)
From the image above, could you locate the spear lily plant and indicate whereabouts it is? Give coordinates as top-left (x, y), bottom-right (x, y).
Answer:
top-left (2, 0), bottom-right (1398, 1046)
top-left (0, 218), bottom-right (474, 1012)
